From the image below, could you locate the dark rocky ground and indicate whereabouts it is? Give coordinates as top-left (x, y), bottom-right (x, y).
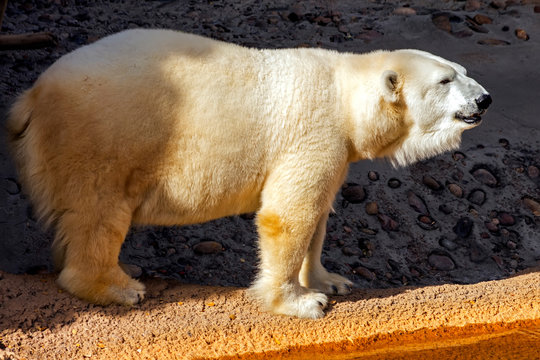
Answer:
top-left (0, 0), bottom-right (539, 294)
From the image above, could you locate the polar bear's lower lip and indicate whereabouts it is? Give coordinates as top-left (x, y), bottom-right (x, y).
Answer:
top-left (456, 113), bottom-right (482, 124)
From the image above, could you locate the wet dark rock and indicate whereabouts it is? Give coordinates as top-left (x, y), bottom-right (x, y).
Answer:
top-left (407, 191), bottom-right (429, 215)
top-left (4, 178), bottom-right (21, 195)
top-left (471, 168), bottom-right (498, 187)
top-left (447, 183), bottom-right (464, 198)
top-left (497, 212), bottom-right (515, 226)
top-left (490, 1), bottom-right (507, 9)
top-left (527, 165), bottom-right (539, 179)
top-left (341, 247), bottom-right (359, 256)
top-left (439, 237), bottom-right (459, 251)
top-left (393, 7), bottom-right (416, 16)
top-left (417, 215), bottom-right (439, 230)
top-left (354, 266), bottom-right (376, 281)
top-left (453, 217), bottom-right (473, 238)
top-left (422, 175), bottom-right (442, 191)
top-left (428, 253), bottom-right (455, 271)
top-left (432, 13), bottom-right (451, 32)
top-left (452, 151), bottom-right (466, 161)
top-left (478, 38), bottom-right (510, 45)
top-left (377, 214), bottom-right (399, 231)
top-left (387, 259), bottom-right (401, 272)
top-left (473, 14), bottom-right (493, 24)
top-left (387, 178), bottom-right (401, 189)
top-left (506, 240), bottom-right (517, 250)
top-left (367, 171), bottom-right (379, 181)
top-left (342, 184), bottom-right (366, 203)
top-left (469, 242), bottom-right (488, 263)
top-left (439, 204), bottom-right (452, 215)
top-left (468, 189), bottom-right (486, 205)
top-left (452, 29), bottom-right (473, 38)
top-left (466, 17), bottom-right (488, 33)
top-left (358, 238), bottom-right (374, 257)
top-left (365, 201), bottom-right (378, 215)
top-left (193, 241), bottom-right (223, 254)
top-left (485, 221), bottom-right (500, 233)
top-left (522, 197), bottom-right (540, 216)
top-left (498, 138), bottom-right (510, 149)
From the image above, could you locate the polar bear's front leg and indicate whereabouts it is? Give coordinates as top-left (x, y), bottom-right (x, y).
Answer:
top-left (250, 209), bottom-right (329, 319)
top-left (299, 211), bottom-right (353, 295)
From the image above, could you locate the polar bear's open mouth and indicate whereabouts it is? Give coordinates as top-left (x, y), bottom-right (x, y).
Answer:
top-left (455, 112), bottom-right (483, 124)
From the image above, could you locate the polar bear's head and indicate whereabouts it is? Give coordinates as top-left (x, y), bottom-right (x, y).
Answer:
top-left (366, 49), bottom-right (491, 167)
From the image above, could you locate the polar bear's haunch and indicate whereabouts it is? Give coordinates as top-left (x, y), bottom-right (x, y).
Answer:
top-left (8, 30), bottom-right (490, 318)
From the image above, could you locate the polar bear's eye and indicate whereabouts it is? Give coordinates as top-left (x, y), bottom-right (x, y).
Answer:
top-left (439, 78), bottom-right (452, 85)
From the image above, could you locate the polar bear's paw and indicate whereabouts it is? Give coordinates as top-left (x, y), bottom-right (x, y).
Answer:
top-left (300, 267), bottom-right (354, 295)
top-left (274, 290), bottom-right (328, 319)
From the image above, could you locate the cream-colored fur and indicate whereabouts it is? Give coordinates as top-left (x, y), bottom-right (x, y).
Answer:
top-left (7, 29), bottom-right (489, 318)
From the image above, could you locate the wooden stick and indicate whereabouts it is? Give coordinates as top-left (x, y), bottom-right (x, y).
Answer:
top-left (0, 0), bottom-right (7, 31)
top-left (0, 32), bottom-right (56, 50)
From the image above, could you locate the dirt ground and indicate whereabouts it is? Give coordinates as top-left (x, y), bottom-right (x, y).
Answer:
top-left (0, 0), bottom-right (539, 359)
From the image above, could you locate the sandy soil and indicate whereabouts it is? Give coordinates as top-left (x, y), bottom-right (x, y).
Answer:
top-left (0, 0), bottom-right (539, 359)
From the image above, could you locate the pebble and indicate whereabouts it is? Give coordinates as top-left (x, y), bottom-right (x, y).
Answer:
top-left (473, 14), bottom-right (493, 25)
top-left (522, 197), bottom-right (540, 216)
top-left (478, 38), bottom-right (510, 45)
top-left (4, 178), bottom-right (21, 195)
top-left (368, 171), bottom-right (379, 181)
top-left (354, 266), bottom-right (376, 281)
top-left (465, 0), bottom-right (482, 11)
top-left (365, 201), bottom-right (378, 215)
top-left (417, 215), bottom-right (439, 230)
top-left (497, 212), bottom-right (515, 226)
top-left (447, 183), bottom-right (464, 198)
top-left (342, 184), bottom-right (366, 203)
top-left (469, 243), bottom-right (488, 263)
top-left (378, 214), bottom-right (399, 231)
top-left (409, 267), bottom-right (421, 277)
top-left (506, 240), bottom-right (517, 250)
top-left (387, 178), bottom-right (401, 189)
top-left (193, 241), bottom-right (223, 254)
top-left (509, 259), bottom-right (518, 269)
top-left (393, 7), bottom-right (416, 16)
top-left (407, 191), bottom-right (429, 215)
top-left (422, 175), bottom-right (442, 191)
top-left (527, 165), bottom-right (539, 178)
top-left (452, 151), bottom-right (466, 161)
top-left (428, 253), bottom-right (455, 271)
top-left (453, 217), bottom-right (473, 238)
top-left (467, 189), bottom-right (486, 205)
top-left (466, 18), bottom-right (488, 33)
top-left (439, 237), bottom-right (459, 251)
top-left (432, 14), bottom-right (451, 32)
top-left (498, 138), bottom-right (510, 149)
top-left (341, 247), bottom-right (359, 256)
top-left (485, 221), bottom-right (499, 233)
top-left (472, 168), bottom-right (498, 187)
top-left (515, 29), bottom-right (529, 41)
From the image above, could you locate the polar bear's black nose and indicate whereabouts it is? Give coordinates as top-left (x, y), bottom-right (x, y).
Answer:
top-left (476, 94), bottom-right (492, 111)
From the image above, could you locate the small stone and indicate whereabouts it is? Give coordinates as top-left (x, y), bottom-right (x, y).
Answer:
top-left (452, 151), bottom-right (466, 161)
top-left (478, 38), bottom-right (510, 45)
top-left (468, 189), bottom-right (486, 205)
top-left (342, 247), bottom-right (359, 256)
top-left (313, 15), bottom-right (331, 25)
top-left (342, 184), bottom-right (366, 203)
top-left (466, 18), bottom-right (489, 33)
top-left (4, 178), bottom-right (21, 195)
top-left (473, 14), bottom-right (493, 24)
top-left (491, 255), bottom-right (504, 269)
top-left (407, 191), bottom-right (429, 215)
top-left (378, 214), bottom-right (399, 231)
top-left (417, 215), bottom-right (439, 230)
top-left (480, 232), bottom-right (490, 239)
top-left (485, 221), bottom-right (499, 233)
top-left (338, 25), bottom-right (349, 34)
top-left (447, 183), bottom-right (464, 198)
top-left (472, 168), bottom-right (498, 187)
top-left (469, 243), bottom-right (488, 263)
top-left (393, 7), bottom-right (416, 16)
top-left (422, 175), bottom-right (442, 191)
top-left (490, 1), bottom-right (507, 9)
top-left (368, 171), bottom-right (379, 181)
top-left (527, 165), bottom-right (539, 178)
top-left (522, 197), bottom-right (540, 216)
top-left (452, 30), bottom-right (473, 38)
top-left (428, 254), bottom-right (455, 271)
top-left (387, 178), bottom-right (401, 189)
top-left (193, 241), bottom-right (223, 254)
top-left (432, 14), bottom-right (452, 32)
top-left (409, 267), bottom-right (421, 277)
top-left (439, 204), bottom-right (452, 215)
top-left (365, 201), bottom-right (379, 215)
top-left (465, 0), bottom-right (482, 11)
top-left (453, 217), bottom-right (473, 238)
top-left (439, 237), bottom-right (459, 251)
top-left (509, 259), bottom-right (518, 269)
top-left (515, 29), bottom-right (529, 40)
top-left (506, 240), bottom-right (517, 250)
top-left (498, 212), bottom-right (515, 226)
top-left (499, 138), bottom-right (510, 149)
top-left (354, 266), bottom-right (376, 281)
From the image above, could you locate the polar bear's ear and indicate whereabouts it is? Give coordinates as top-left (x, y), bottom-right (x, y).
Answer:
top-left (381, 70), bottom-right (399, 103)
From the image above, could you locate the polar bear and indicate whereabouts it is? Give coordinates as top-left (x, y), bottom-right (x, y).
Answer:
top-left (7, 29), bottom-right (491, 318)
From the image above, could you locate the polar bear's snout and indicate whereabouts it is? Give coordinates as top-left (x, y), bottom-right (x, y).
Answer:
top-left (475, 93), bottom-right (492, 113)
